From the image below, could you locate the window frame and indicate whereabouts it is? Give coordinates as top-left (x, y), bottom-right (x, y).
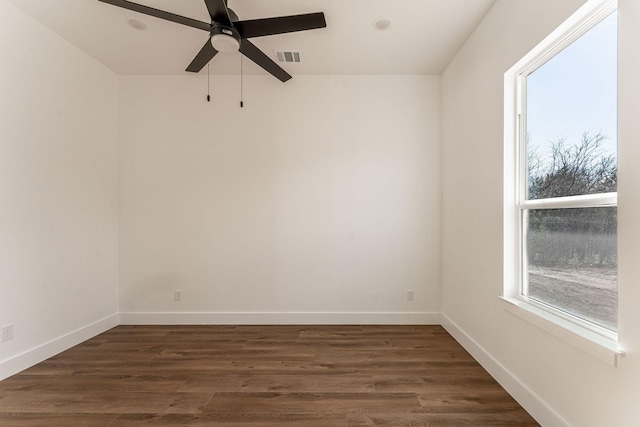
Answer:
top-left (503, 0), bottom-right (623, 366)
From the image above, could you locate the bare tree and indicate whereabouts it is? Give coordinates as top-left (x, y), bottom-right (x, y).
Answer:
top-left (527, 132), bottom-right (617, 267)
top-left (528, 132), bottom-right (617, 200)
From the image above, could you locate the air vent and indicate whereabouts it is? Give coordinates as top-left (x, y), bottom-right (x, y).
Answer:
top-left (274, 50), bottom-right (302, 63)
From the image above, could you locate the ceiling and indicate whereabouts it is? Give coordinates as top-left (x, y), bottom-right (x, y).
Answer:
top-left (6, 0), bottom-right (496, 76)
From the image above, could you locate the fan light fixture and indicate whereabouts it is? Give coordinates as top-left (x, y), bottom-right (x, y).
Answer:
top-left (211, 34), bottom-right (239, 53)
top-left (210, 28), bottom-right (241, 53)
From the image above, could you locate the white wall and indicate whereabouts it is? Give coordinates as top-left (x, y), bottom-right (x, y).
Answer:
top-left (0, 0), bottom-right (119, 379)
top-left (441, 0), bottom-right (640, 426)
top-left (118, 74), bottom-right (441, 324)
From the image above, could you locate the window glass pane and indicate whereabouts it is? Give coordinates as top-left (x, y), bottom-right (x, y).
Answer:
top-left (526, 207), bottom-right (617, 331)
top-left (526, 12), bottom-right (617, 200)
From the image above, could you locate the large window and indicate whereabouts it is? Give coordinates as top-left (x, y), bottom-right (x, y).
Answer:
top-left (504, 0), bottom-right (619, 349)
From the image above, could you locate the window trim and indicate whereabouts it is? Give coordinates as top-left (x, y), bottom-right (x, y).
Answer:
top-left (503, 0), bottom-right (623, 366)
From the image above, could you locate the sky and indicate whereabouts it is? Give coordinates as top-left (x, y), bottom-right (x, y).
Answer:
top-left (526, 11), bottom-right (618, 162)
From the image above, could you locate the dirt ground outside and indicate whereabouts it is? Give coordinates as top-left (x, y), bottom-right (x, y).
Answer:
top-left (528, 265), bottom-right (617, 331)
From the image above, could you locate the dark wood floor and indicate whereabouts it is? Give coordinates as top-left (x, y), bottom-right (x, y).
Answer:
top-left (0, 325), bottom-right (538, 426)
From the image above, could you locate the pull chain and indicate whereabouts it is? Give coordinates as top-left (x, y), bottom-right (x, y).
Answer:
top-left (240, 54), bottom-right (244, 108)
top-left (207, 63), bottom-right (211, 102)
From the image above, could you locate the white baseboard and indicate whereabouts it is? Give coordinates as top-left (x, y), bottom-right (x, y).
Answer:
top-left (0, 314), bottom-right (119, 381)
top-left (119, 311), bottom-right (441, 325)
top-left (440, 313), bottom-right (570, 427)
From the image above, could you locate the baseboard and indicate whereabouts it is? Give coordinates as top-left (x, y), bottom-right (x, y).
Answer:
top-left (440, 313), bottom-right (570, 427)
top-left (118, 311), bottom-right (441, 325)
top-left (0, 314), bottom-right (119, 381)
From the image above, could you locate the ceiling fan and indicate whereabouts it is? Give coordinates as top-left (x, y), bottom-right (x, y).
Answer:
top-left (98, 0), bottom-right (327, 82)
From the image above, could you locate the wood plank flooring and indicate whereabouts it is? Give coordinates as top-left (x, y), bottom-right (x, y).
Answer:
top-left (0, 325), bottom-right (539, 426)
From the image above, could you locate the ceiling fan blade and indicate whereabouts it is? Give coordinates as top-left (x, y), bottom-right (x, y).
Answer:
top-left (235, 12), bottom-right (326, 39)
top-left (239, 40), bottom-right (291, 82)
top-left (204, 0), bottom-right (231, 25)
top-left (98, 0), bottom-right (210, 32)
top-left (186, 39), bottom-right (218, 73)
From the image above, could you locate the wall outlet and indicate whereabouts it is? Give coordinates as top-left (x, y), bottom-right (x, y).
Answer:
top-left (406, 290), bottom-right (415, 301)
top-left (174, 290), bottom-right (182, 301)
top-left (2, 324), bottom-right (14, 342)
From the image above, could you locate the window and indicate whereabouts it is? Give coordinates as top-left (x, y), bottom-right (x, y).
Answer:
top-left (504, 0), bottom-right (620, 360)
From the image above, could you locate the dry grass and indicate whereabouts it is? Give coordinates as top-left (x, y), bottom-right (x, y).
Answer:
top-left (529, 265), bottom-right (617, 331)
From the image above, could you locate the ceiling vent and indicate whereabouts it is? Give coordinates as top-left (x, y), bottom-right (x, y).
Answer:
top-left (274, 50), bottom-right (302, 63)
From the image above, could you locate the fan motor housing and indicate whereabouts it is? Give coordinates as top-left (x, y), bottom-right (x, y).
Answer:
top-left (211, 25), bottom-right (241, 41)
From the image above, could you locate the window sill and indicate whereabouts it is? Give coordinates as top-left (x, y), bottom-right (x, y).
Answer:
top-left (499, 296), bottom-right (624, 367)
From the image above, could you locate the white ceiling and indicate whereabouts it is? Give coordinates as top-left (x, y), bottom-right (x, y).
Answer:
top-left (7, 0), bottom-right (496, 76)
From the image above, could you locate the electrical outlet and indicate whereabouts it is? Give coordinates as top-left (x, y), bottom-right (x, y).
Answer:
top-left (174, 290), bottom-right (182, 301)
top-left (406, 290), bottom-right (415, 301)
top-left (2, 324), bottom-right (14, 342)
